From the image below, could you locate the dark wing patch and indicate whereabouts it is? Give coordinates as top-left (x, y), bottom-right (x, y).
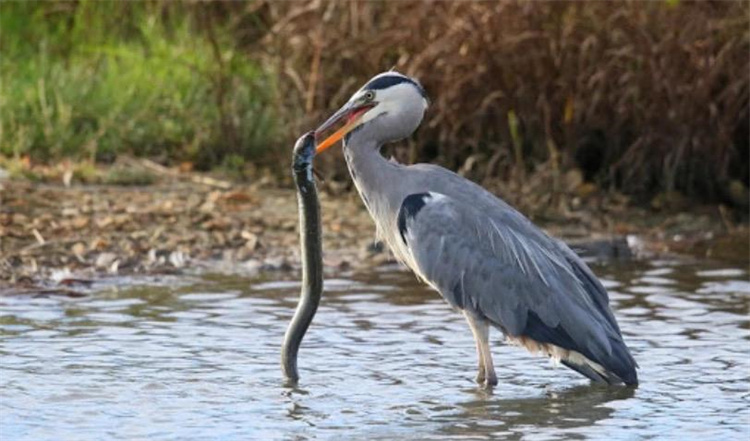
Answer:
top-left (522, 303), bottom-right (637, 385)
top-left (520, 311), bottom-right (617, 384)
top-left (364, 75), bottom-right (428, 99)
top-left (397, 193), bottom-right (430, 244)
top-left (523, 310), bottom-right (580, 358)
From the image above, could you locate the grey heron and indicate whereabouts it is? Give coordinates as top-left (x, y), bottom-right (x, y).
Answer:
top-left (314, 71), bottom-right (639, 387)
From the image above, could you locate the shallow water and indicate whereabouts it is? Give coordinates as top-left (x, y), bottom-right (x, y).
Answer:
top-left (1, 258), bottom-right (749, 440)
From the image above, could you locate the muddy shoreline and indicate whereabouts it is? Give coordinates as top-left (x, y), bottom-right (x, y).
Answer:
top-left (1, 176), bottom-right (747, 294)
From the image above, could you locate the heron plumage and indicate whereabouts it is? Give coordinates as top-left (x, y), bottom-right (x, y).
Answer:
top-left (317, 71), bottom-right (638, 387)
top-left (394, 189), bottom-right (637, 385)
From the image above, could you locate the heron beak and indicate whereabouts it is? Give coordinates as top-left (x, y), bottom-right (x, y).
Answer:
top-left (314, 102), bottom-right (374, 154)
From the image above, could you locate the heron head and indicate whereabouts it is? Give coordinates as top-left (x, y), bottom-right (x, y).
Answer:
top-left (315, 71), bottom-right (429, 153)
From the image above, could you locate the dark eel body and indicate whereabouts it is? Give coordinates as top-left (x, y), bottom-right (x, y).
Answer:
top-left (281, 132), bottom-right (323, 383)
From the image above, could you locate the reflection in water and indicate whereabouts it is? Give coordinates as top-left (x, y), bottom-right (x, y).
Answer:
top-left (444, 385), bottom-right (636, 439)
top-left (282, 386), bottom-right (320, 427)
top-left (1, 259), bottom-right (749, 440)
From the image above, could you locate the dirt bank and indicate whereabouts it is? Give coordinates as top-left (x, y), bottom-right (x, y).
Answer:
top-left (1, 172), bottom-right (746, 294)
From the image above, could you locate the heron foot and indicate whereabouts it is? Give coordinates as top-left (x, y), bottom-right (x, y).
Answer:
top-left (475, 369), bottom-right (486, 384)
top-left (484, 371), bottom-right (498, 387)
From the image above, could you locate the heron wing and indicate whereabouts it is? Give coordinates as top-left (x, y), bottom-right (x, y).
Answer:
top-left (396, 191), bottom-right (637, 383)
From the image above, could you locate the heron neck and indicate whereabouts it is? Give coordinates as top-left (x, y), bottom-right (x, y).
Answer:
top-left (343, 137), bottom-right (405, 226)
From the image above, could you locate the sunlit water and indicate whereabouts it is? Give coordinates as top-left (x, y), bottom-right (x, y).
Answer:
top-left (1, 258), bottom-right (749, 440)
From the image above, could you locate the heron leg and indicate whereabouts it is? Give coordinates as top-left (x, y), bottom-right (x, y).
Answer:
top-left (465, 312), bottom-right (486, 383)
top-left (464, 312), bottom-right (497, 387)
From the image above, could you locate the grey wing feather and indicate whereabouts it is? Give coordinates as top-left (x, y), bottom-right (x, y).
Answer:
top-left (397, 191), bottom-right (638, 384)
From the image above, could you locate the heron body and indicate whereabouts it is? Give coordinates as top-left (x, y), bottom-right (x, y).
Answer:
top-left (315, 72), bottom-right (638, 387)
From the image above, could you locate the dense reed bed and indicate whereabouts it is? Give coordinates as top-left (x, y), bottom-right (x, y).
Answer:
top-left (2, 1), bottom-right (747, 205)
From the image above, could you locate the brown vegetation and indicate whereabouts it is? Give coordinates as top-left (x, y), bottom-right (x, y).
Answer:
top-left (3, 1), bottom-right (748, 207)
top-left (258, 1), bottom-right (749, 205)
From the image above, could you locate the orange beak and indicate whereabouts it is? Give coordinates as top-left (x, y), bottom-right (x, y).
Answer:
top-left (314, 104), bottom-right (375, 154)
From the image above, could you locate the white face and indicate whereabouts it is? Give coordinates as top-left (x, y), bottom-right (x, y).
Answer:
top-left (353, 82), bottom-right (429, 126)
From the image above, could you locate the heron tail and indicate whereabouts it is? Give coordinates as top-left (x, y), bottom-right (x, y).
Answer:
top-left (561, 337), bottom-right (638, 386)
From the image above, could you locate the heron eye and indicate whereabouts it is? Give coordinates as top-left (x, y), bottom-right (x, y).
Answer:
top-left (363, 91), bottom-right (375, 102)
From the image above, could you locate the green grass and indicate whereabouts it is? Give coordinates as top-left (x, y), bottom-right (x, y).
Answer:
top-left (0, 1), bottom-right (277, 168)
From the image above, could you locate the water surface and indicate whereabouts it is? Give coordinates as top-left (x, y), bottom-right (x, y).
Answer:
top-left (1, 258), bottom-right (749, 440)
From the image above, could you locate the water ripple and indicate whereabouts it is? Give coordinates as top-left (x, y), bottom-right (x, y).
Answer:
top-left (1, 260), bottom-right (748, 440)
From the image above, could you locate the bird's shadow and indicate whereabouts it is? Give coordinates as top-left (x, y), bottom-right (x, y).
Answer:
top-left (280, 375), bottom-right (635, 437)
top-left (441, 383), bottom-right (636, 438)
